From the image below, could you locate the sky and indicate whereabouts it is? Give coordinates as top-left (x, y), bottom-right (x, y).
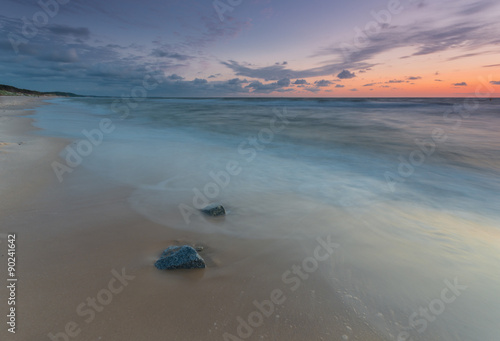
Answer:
top-left (1, 0), bottom-right (499, 97)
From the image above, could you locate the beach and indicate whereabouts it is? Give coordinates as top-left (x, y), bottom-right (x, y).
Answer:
top-left (3, 0), bottom-right (500, 339)
top-left (0, 97), bottom-right (64, 214)
top-left (1, 96), bottom-right (499, 341)
top-left (0, 96), bottom-right (387, 341)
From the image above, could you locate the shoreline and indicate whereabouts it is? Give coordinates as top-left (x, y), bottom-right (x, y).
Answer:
top-left (0, 96), bottom-right (68, 216)
top-left (0, 96), bottom-right (387, 341)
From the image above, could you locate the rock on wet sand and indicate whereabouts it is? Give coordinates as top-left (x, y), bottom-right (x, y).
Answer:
top-left (154, 245), bottom-right (206, 270)
top-left (201, 204), bottom-right (225, 217)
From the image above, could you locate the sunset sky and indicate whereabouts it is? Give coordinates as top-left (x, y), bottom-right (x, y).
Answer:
top-left (1, 0), bottom-right (499, 97)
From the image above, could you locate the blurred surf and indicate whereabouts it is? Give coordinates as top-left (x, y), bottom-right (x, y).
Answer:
top-left (32, 97), bottom-right (500, 341)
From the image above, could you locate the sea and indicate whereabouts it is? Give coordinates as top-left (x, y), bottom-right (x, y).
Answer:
top-left (31, 97), bottom-right (500, 341)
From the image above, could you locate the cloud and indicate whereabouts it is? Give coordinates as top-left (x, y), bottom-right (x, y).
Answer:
top-left (151, 48), bottom-right (193, 61)
top-left (48, 25), bottom-right (90, 40)
top-left (0, 15), bottom-right (254, 97)
top-left (221, 61), bottom-right (292, 81)
top-left (314, 2), bottom-right (500, 71)
top-left (410, 24), bottom-right (488, 57)
top-left (213, 78), bottom-right (249, 93)
top-left (456, 1), bottom-right (496, 15)
top-left (0, 11), bottom-right (254, 97)
top-left (277, 78), bottom-right (291, 86)
top-left (435, 79), bottom-right (443, 82)
top-left (335, 84), bottom-right (344, 88)
top-left (386, 79), bottom-right (405, 84)
top-left (304, 87), bottom-right (321, 93)
top-left (453, 82), bottom-right (468, 86)
top-left (447, 52), bottom-right (485, 61)
top-left (3, 1), bottom-right (497, 97)
top-left (147, 77), bottom-right (252, 96)
top-left (0, 17), bottom-right (176, 93)
top-left (315, 80), bottom-right (333, 87)
top-left (407, 76), bottom-right (422, 80)
top-left (490, 81), bottom-right (500, 85)
top-left (337, 70), bottom-right (355, 79)
top-left (245, 78), bottom-right (292, 93)
top-left (484, 64), bottom-right (500, 68)
top-left (363, 83), bottom-right (376, 87)
top-left (293, 79), bottom-right (308, 85)
top-left (193, 78), bottom-right (208, 85)
top-left (227, 78), bottom-right (247, 85)
top-left (350, 88), bottom-right (358, 91)
top-left (167, 74), bottom-right (184, 80)
top-left (39, 48), bottom-right (79, 63)
top-left (221, 60), bottom-right (373, 81)
top-left (0, 12), bottom-right (254, 97)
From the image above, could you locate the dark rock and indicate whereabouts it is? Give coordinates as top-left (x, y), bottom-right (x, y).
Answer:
top-left (201, 204), bottom-right (226, 217)
top-left (154, 245), bottom-right (206, 270)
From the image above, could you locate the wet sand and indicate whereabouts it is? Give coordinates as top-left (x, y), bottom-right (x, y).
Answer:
top-left (0, 96), bottom-right (386, 341)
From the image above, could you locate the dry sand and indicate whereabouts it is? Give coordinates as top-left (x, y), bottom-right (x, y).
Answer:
top-left (0, 96), bottom-right (387, 341)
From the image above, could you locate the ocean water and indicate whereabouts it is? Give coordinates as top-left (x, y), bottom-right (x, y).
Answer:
top-left (32, 97), bottom-right (500, 340)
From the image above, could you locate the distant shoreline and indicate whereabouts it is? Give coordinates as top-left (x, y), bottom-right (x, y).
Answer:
top-left (0, 83), bottom-right (81, 97)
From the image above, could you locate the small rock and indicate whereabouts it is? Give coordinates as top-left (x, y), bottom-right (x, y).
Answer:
top-left (201, 204), bottom-right (225, 217)
top-left (155, 245), bottom-right (206, 270)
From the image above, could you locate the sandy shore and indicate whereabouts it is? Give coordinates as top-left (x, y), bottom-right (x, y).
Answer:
top-left (0, 97), bottom-right (67, 215)
top-left (0, 96), bottom-right (386, 341)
